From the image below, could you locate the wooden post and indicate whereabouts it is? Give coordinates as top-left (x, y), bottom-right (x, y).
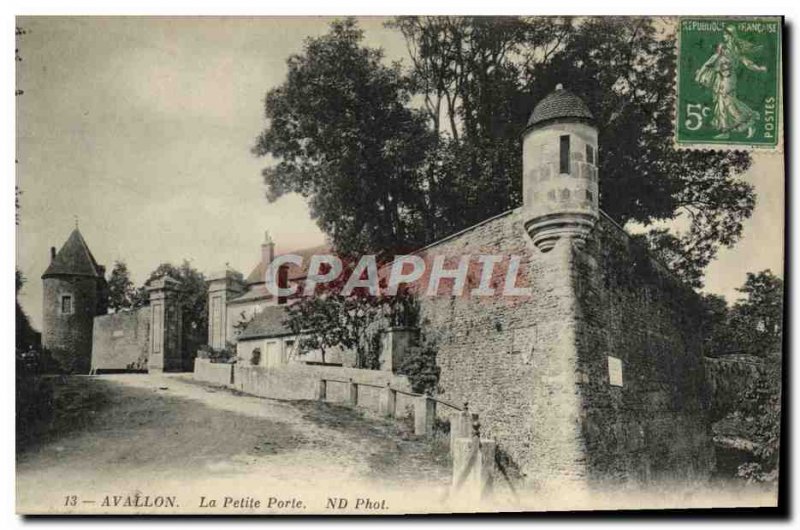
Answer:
top-left (380, 382), bottom-right (397, 417)
top-left (348, 378), bottom-right (358, 406)
top-left (414, 395), bottom-right (436, 436)
top-left (316, 379), bottom-right (327, 401)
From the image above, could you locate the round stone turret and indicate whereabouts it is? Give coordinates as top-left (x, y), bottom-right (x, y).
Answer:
top-left (522, 84), bottom-right (599, 251)
top-left (41, 227), bottom-right (108, 373)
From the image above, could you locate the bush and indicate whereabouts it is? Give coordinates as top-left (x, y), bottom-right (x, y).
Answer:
top-left (16, 349), bottom-right (55, 445)
top-left (398, 342), bottom-right (440, 396)
top-left (197, 342), bottom-right (237, 363)
top-left (40, 347), bottom-right (86, 374)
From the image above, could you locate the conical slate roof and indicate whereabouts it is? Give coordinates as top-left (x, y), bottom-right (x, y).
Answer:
top-left (527, 84), bottom-right (593, 127)
top-left (42, 228), bottom-right (104, 279)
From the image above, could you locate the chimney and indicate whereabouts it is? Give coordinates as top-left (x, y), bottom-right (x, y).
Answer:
top-left (50, 246), bottom-right (56, 262)
top-left (261, 230), bottom-right (275, 270)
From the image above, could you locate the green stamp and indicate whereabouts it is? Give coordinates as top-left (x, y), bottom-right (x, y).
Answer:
top-left (676, 18), bottom-right (782, 148)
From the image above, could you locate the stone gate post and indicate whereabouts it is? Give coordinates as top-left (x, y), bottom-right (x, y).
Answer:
top-left (414, 395), bottom-right (436, 436)
top-left (206, 270), bottom-right (244, 350)
top-left (147, 275), bottom-right (182, 373)
top-left (450, 405), bottom-right (472, 456)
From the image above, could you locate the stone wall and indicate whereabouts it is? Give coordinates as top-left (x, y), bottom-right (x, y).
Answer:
top-left (231, 363), bottom-right (415, 414)
top-left (91, 307), bottom-right (151, 372)
top-left (414, 208), bottom-right (713, 486)
top-left (415, 209), bottom-right (584, 483)
top-left (193, 358), bottom-right (234, 386)
top-left (573, 215), bottom-right (714, 483)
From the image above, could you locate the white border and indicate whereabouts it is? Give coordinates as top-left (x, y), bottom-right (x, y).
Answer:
top-left (4, 2), bottom-right (798, 529)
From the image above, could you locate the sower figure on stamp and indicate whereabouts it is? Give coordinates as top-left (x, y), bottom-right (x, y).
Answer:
top-left (694, 25), bottom-right (767, 140)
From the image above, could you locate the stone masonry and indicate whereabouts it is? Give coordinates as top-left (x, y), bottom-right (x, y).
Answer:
top-left (411, 85), bottom-right (713, 488)
top-left (91, 307), bottom-right (151, 372)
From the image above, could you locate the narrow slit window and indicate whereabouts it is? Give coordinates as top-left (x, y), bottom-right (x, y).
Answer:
top-left (586, 144), bottom-right (595, 165)
top-left (559, 135), bottom-right (570, 174)
top-left (60, 294), bottom-right (73, 315)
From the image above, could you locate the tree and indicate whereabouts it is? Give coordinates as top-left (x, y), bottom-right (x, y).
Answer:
top-left (392, 16), bottom-right (754, 288)
top-left (703, 270), bottom-right (783, 358)
top-left (255, 18), bottom-right (754, 288)
top-left (253, 18), bottom-right (435, 257)
top-left (15, 26), bottom-right (38, 352)
top-left (699, 292), bottom-right (736, 357)
top-left (16, 270), bottom-right (39, 352)
top-left (107, 260), bottom-right (136, 312)
top-left (702, 270), bottom-right (783, 483)
top-left (735, 359), bottom-right (781, 483)
top-left (285, 263), bottom-right (419, 368)
top-left (729, 270), bottom-right (784, 357)
top-left (285, 263), bottom-right (381, 368)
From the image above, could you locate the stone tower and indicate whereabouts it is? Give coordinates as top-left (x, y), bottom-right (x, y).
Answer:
top-left (41, 227), bottom-right (108, 373)
top-left (522, 84), bottom-right (599, 251)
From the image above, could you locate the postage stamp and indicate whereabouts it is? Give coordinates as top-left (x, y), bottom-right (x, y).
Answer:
top-left (676, 18), bottom-right (782, 150)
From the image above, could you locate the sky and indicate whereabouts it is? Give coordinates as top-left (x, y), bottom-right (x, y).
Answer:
top-left (15, 16), bottom-right (785, 329)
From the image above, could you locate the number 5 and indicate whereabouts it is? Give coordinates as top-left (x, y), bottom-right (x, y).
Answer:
top-left (685, 103), bottom-right (704, 131)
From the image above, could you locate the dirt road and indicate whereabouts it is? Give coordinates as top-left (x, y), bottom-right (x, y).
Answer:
top-left (16, 373), bottom-right (452, 514)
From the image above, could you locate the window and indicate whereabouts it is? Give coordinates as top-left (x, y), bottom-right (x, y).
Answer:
top-left (60, 294), bottom-right (73, 315)
top-left (586, 144), bottom-right (595, 165)
top-left (559, 135), bottom-right (570, 174)
top-left (277, 265), bottom-right (289, 305)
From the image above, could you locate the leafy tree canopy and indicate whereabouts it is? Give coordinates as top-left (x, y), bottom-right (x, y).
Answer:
top-left (254, 17), bottom-right (755, 288)
top-left (284, 262), bottom-right (419, 368)
top-left (107, 260), bottom-right (136, 312)
top-left (702, 270), bottom-right (783, 482)
top-left (702, 269), bottom-right (783, 358)
top-left (141, 261), bottom-right (208, 339)
top-left (253, 19), bottom-right (435, 257)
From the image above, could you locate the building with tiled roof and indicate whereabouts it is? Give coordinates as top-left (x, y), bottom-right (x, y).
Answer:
top-left (206, 231), bottom-right (336, 366)
top-left (41, 227), bottom-right (108, 373)
top-left (243, 242), bottom-right (329, 285)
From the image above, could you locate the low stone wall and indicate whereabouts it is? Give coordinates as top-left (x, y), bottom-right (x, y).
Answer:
top-left (232, 363), bottom-right (415, 415)
top-left (193, 358), bottom-right (234, 386)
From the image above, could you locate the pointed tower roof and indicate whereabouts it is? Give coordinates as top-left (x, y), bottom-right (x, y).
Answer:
top-left (42, 228), bottom-right (104, 279)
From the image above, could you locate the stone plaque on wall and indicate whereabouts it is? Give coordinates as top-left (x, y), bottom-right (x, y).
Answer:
top-left (608, 355), bottom-right (623, 387)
